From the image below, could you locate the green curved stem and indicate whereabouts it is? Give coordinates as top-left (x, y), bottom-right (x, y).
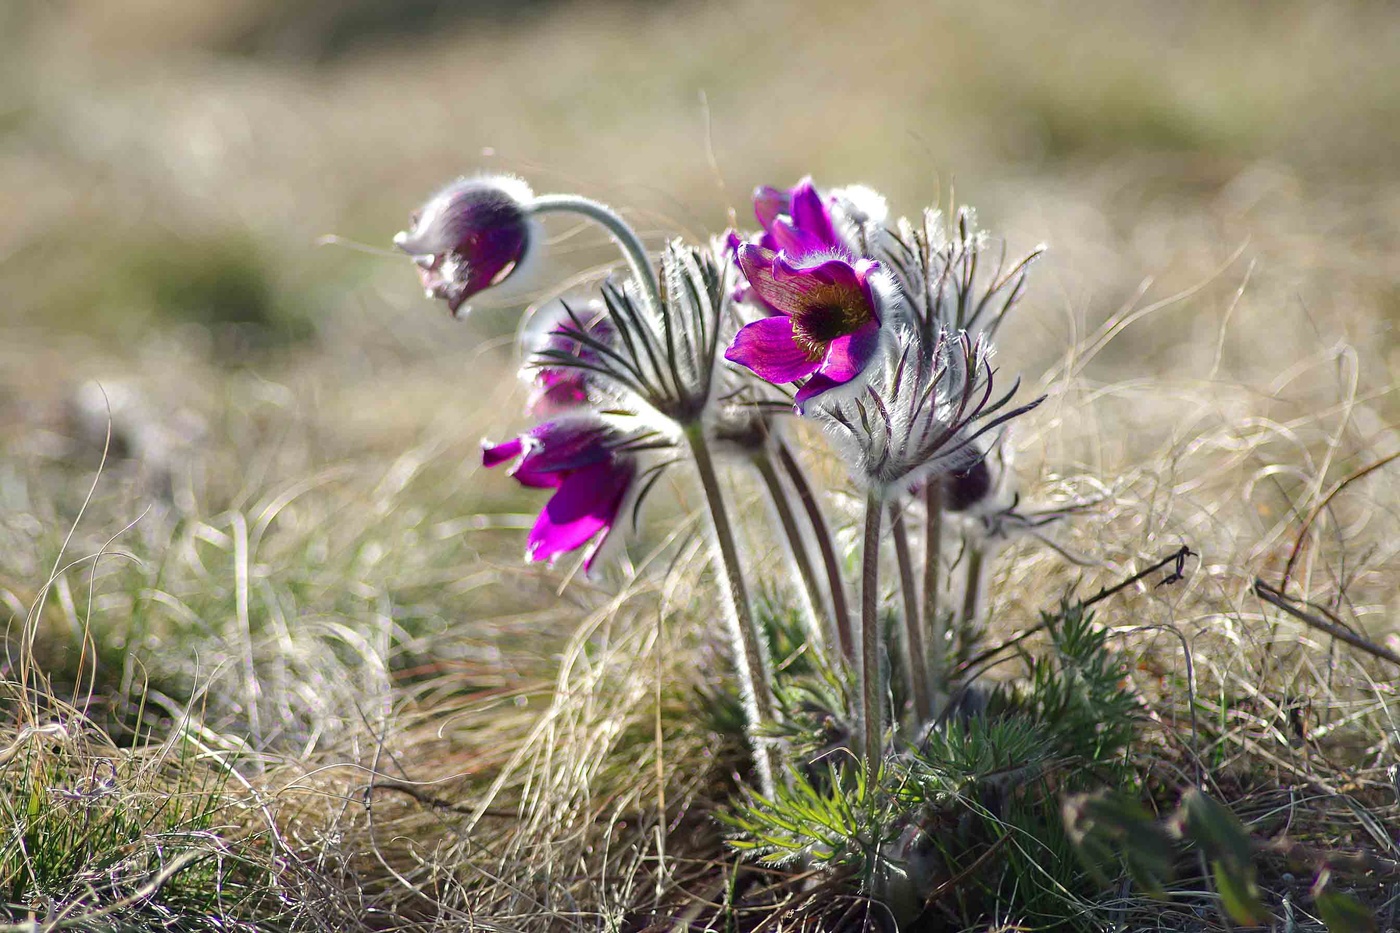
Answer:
top-left (957, 544), bottom-right (985, 666)
top-left (860, 490), bottom-right (885, 772)
top-left (685, 425), bottom-right (775, 795)
top-left (529, 194), bottom-right (662, 313)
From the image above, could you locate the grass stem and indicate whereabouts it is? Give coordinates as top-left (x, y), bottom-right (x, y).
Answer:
top-left (922, 480), bottom-right (946, 705)
top-left (956, 544), bottom-right (984, 666)
top-left (889, 501), bottom-right (930, 722)
top-left (753, 450), bottom-right (831, 655)
top-left (775, 439), bottom-right (854, 662)
top-left (860, 490), bottom-right (885, 772)
top-left (685, 425), bottom-right (775, 795)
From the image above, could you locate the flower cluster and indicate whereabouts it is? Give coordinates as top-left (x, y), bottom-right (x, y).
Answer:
top-left (393, 172), bottom-right (1057, 792)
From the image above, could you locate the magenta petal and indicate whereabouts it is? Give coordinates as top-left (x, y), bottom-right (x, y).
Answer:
top-left (769, 218), bottom-right (831, 258)
top-left (525, 461), bottom-right (629, 564)
top-left (788, 178), bottom-right (839, 247)
top-left (753, 186), bottom-right (791, 229)
top-left (725, 316), bottom-right (822, 384)
top-left (516, 421), bottom-right (609, 475)
top-left (482, 437), bottom-right (523, 469)
top-left (737, 245), bottom-right (820, 317)
top-left (772, 252), bottom-right (864, 295)
top-left (794, 373), bottom-right (842, 411)
top-left (819, 319), bottom-right (881, 382)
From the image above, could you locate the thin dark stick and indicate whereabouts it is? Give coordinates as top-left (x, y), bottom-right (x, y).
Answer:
top-left (922, 480), bottom-right (946, 699)
top-left (1280, 450), bottom-right (1400, 591)
top-left (955, 545), bottom-right (984, 666)
top-left (890, 501), bottom-right (931, 720)
top-left (1082, 544), bottom-right (1195, 608)
top-left (956, 545), bottom-right (1196, 676)
top-left (1254, 579), bottom-right (1400, 669)
top-left (860, 490), bottom-right (885, 772)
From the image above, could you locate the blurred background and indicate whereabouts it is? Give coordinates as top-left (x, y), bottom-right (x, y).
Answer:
top-left (5, 0), bottom-right (1399, 449)
top-left (2, 0), bottom-right (1398, 743)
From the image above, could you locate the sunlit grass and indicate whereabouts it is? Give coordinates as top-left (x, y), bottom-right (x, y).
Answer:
top-left (0, 0), bottom-right (1398, 929)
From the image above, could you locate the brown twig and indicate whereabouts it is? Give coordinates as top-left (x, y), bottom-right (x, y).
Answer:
top-left (1253, 579), bottom-right (1400, 669)
top-left (1260, 835), bottom-right (1400, 878)
top-left (368, 780), bottom-right (517, 819)
top-left (1279, 450), bottom-right (1400, 591)
top-left (954, 545), bottom-right (1195, 677)
top-left (1082, 544), bottom-right (1195, 608)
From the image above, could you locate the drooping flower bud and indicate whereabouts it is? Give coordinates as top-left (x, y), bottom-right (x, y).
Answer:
top-left (943, 457), bottom-right (994, 513)
top-left (481, 415), bottom-right (667, 571)
top-left (394, 175), bottom-right (536, 318)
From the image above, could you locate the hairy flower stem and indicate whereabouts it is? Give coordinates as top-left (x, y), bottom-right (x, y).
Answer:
top-left (922, 481), bottom-right (946, 703)
top-left (860, 491), bottom-right (885, 773)
top-left (528, 194), bottom-right (663, 314)
top-left (685, 425), bottom-right (775, 795)
top-left (753, 451), bottom-right (830, 653)
top-left (957, 544), bottom-right (985, 666)
top-left (889, 502), bottom-right (931, 722)
top-left (774, 439), bottom-right (854, 662)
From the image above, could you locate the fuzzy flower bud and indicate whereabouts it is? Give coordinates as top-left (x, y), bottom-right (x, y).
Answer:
top-left (394, 175), bottom-right (536, 318)
top-left (812, 328), bottom-right (1043, 495)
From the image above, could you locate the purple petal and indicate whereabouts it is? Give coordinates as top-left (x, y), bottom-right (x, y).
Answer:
top-left (788, 178), bottom-right (840, 247)
top-left (737, 245), bottom-right (819, 317)
top-left (482, 437), bottom-right (523, 469)
top-left (818, 319), bottom-right (881, 383)
top-left (527, 374), bottom-right (590, 417)
top-left (525, 460), bottom-right (632, 565)
top-left (768, 218), bottom-right (832, 257)
top-left (772, 252), bottom-right (864, 295)
top-left (396, 178), bottom-right (533, 312)
top-left (725, 316), bottom-right (822, 384)
top-left (516, 420), bottom-right (610, 476)
top-left (753, 185), bottom-right (791, 230)
top-left (794, 373), bottom-right (842, 411)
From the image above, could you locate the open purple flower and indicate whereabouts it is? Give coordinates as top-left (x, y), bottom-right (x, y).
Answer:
top-left (523, 301), bottom-right (615, 416)
top-left (725, 244), bottom-right (887, 409)
top-left (752, 177), bottom-right (843, 258)
top-left (481, 418), bottom-right (637, 570)
top-left (729, 178), bottom-right (846, 311)
top-left (394, 176), bottom-right (535, 318)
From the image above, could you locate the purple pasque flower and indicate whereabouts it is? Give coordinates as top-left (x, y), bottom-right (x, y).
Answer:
top-left (725, 244), bottom-right (888, 410)
top-left (394, 176), bottom-right (535, 319)
top-left (729, 178), bottom-right (845, 311)
top-left (522, 300), bottom-right (615, 416)
top-left (481, 417), bottom-right (638, 571)
top-left (752, 177), bottom-right (843, 258)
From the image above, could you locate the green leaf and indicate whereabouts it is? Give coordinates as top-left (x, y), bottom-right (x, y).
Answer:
top-left (1316, 891), bottom-right (1377, 933)
top-left (1063, 790), bottom-right (1174, 898)
top-left (1212, 859), bottom-right (1269, 926)
top-left (1313, 870), bottom-right (1378, 933)
top-left (1179, 789), bottom-right (1254, 868)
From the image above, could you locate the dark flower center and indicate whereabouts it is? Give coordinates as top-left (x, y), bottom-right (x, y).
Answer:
top-left (791, 287), bottom-right (871, 359)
